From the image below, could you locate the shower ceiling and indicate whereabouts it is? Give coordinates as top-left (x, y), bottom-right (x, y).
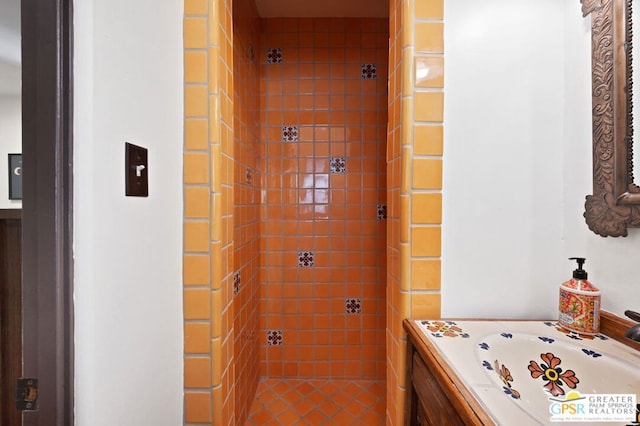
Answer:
top-left (254, 0), bottom-right (388, 18)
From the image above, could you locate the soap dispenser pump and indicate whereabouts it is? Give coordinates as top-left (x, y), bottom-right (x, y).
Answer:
top-left (558, 257), bottom-right (601, 335)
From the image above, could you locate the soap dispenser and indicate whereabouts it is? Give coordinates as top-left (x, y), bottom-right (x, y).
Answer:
top-left (558, 257), bottom-right (601, 335)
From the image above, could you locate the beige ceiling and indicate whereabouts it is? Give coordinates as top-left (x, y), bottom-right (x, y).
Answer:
top-left (254, 0), bottom-right (388, 18)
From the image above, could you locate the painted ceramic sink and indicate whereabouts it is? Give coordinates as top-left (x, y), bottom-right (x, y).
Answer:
top-left (415, 320), bottom-right (640, 425)
top-left (477, 331), bottom-right (640, 423)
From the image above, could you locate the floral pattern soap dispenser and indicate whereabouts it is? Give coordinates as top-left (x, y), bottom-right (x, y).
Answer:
top-left (558, 257), bottom-right (601, 335)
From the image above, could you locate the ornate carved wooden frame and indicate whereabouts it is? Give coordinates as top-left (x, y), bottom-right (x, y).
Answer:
top-left (583, 0), bottom-right (640, 237)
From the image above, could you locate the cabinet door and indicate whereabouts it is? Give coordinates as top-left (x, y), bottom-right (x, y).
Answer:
top-left (416, 401), bottom-right (429, 425)
top-left (412, 353), bottom-right (466, 425)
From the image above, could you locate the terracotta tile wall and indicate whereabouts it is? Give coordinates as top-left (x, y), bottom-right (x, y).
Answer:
top-left (215, 0), bottom-right (235, 422)
top-left (259, 17), bottom-right (388, 380)
top-left (386, 0), bottom-right (444, 425)
top-left (385, 0), bottom-right (403, 423)
top-left (183, 0), bottom-right (235, 423)
top-left (386, 0), bottom-right (403, 425)
top-left (232, 0), bottom-right (261, 423)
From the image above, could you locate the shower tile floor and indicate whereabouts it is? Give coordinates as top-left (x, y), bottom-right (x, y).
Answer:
top-left (245, 378), bottom-right (386, 425)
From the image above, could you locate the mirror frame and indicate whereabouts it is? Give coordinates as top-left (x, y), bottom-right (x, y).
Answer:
top-left (583, 0), bottom-right (640, 237)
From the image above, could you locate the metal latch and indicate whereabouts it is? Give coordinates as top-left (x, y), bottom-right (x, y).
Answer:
top-left (16, 378), bottom-right (38, 411)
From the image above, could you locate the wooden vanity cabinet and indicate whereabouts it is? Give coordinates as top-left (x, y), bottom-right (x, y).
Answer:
top-left (403, 314), bottom-right (639, 426)
top-left (404, 319), bottom-right (493, 426)
top-left (406, 350), bottom-right (465, 425)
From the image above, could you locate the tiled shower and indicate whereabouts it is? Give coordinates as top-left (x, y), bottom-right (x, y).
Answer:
top-left (232, 0), bottom-right (388, 423)
top-left (183, 0), bottom-right (444, 423)
top-left (183, 0), bottom-right (444, 425)
top-left (258, 16), bottom-right (388, 378)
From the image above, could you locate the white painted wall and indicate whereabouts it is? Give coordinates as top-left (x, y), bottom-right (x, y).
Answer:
top-left (561, 1), bottom-right (640, 319)
top-left (0, 95), bottom-right (21, 209)
top-left (73, 0), bottom-right (183, 424)
top-left (443, 0), bottom-right (640, 320)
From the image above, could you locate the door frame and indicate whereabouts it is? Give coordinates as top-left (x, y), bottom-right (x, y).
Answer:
top-left (21, 0), bottom-right (74, 424)
top-left (0, 211), bottom-right (23, 426)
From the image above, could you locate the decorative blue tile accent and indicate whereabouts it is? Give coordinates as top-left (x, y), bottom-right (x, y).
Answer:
top-left (266, 330), bottom-right (283, 346)
top-left (282, 125), bottom-right (299, 142)
top-left (330, 157), bottom-right (346, 173)
top-left (346, 298), bottom-right (362, 314)
top-left (377, 204), bottom-right (387, 220)
top-left (233, 271), bottom-right (241, 296)
top-left (267, 48), bottom-right (283, 64)
top-left (298, 251), bottom-right (314, 267)
top-left (361, 63), bottom-right (377, 79)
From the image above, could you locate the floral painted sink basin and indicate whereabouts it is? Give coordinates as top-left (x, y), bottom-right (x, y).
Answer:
top-left (477, 331), bottom-right (640, 423)
top-left (415, 320), bottom-right (640, 425)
